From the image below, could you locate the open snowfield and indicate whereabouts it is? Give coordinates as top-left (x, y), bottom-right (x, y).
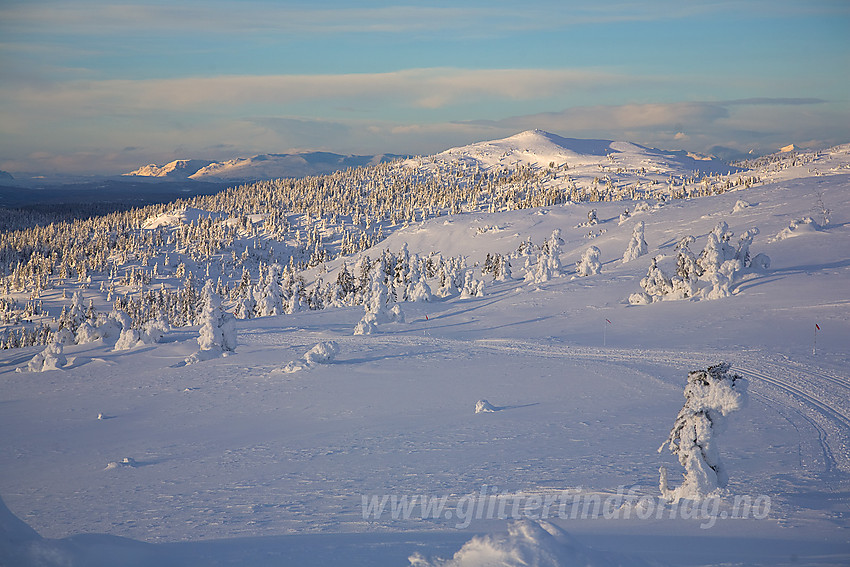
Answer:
top-left (1, 135), bottom-right (849, 566)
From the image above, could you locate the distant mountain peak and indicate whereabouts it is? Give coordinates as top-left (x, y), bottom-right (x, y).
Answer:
top-left (124, 159), bottom-right (213, 179)
top-left (426, 130), bottom-right (738, 175)
top-left (124, 152), bottom-right (403, 182)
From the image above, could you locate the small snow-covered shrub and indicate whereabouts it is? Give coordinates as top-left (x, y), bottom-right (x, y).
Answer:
top-left (628, 291), bottom-right (652, 305)
top-left (20, 343), bottom-right (67, 372)
top-left (659, 362), bottom-right (747, 501)
top-left (771, 216), bottom-right (820, 242)
top-left (474, 399), bottom-right (497, 413)
top-left (140, 317), bottom-right (169, 344)
top-left (732, 200), bottom-right (751, 213)
top-left (304, 341), bottom-right (339, 364)
top-left (280, 341), bottom-right (342, 373)
top-left (354, 312), bottom-right (378, 335)
top-left (74, 321), bottom-right (101, 345)
top-left (51, 327), bottom-right (75, 346)
top-left (750, 253), bottom-right (770, 272)
top-left (389, 304), bottom-right (405, 323)
top-left (114, 328), bottom-right (142, 351)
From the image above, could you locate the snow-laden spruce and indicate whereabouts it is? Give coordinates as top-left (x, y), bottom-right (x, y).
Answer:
top-left (574, 245), bottom-right (602, 277)
top-left (659, 362), bottom-right (748, 502)
top-left (622, 220), bottom-right (648, 263)
top-left (185, 280), bottom-right (236, 364)
top-left (354, 268), bottom-right (405, 335)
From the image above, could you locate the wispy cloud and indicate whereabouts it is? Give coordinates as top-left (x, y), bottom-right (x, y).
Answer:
top-left (5, 1), bottom-right (843, 38)
top-left (0, 67), bottom-right (626, 116)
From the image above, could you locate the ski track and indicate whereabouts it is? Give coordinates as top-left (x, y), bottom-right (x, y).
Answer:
top-left (344, 334), bottom-right (850, 477)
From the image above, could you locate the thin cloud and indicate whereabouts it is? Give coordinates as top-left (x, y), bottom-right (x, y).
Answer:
top-left (723, 97), bottom-right (828, 106)
top-left (5, 1), bottom-right (842, 38)
top-left (1, 68), bottom-right (626, 116)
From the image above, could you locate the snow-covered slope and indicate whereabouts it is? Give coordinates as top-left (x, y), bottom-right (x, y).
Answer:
top-left (2, 138), bottom-right (849, 566)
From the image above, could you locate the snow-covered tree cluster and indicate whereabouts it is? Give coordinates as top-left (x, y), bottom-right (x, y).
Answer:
top-left (629, 221), bottom-right (769, 304)
top-left (659, 362), bottom-right (748, 501)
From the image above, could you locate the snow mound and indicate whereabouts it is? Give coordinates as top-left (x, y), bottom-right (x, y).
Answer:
top-left (409, 519), bottom-right (647, 567)
top-left (474, 399), bottom-right (498, 413)
top-left (105, 457), bottom-right (136, 470)
top-left (771, 217), bottom-right (820, 241)
top-left (304, 341), bottom-right (339, 365)
top-left (279, 341), bottom-right (340, 373)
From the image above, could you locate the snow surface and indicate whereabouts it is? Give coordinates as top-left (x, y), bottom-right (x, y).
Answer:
top-left (2, 134), bottom-right (850, 566)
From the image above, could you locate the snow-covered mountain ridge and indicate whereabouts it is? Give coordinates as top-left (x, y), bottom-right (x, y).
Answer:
top-left (125, 151), bottom-right (403, 181)
top-left (124, 130), bottom-right (741, 183)
top-left (421, 129), bottom-right (737, 176)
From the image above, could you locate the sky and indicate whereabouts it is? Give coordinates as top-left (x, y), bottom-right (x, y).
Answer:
top-left (0, 0), bottom-right (848, 176)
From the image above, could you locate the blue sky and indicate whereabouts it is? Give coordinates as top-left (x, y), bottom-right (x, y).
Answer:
top-left (1, 0), bottom-right (848, 175)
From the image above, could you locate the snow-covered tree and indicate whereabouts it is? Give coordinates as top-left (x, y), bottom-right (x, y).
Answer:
top-left (186, 280), bottom-right (236, 363)
top-left (543, 229), bottom-right (564, 274)
top-left (659, 362), bottom-right (748, 501)
top-left (460, 271), bottom-right (485, 298)
top-left (668, 236), bottom-right (701, 300)
top-left (622, 221), bottom-right (648, 263)
top-left (575, 246), bottom-right (602, 277)
top-left (21, 342), bottom-right (67, 372)
top-left (254, 263), bottom-right (284, 317)
top-left (629, 257), bottom-right (672, 304)
top-left (697, 221), bottom-right (735, 275)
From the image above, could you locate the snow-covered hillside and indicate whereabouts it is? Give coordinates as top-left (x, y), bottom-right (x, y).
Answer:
top-left (1, 133), bottom-right (849, 566)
